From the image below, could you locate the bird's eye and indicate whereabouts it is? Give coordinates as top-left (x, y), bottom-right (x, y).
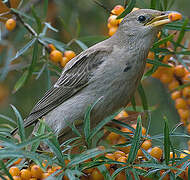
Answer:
top-left (137, 15), bottom-right (146, 23)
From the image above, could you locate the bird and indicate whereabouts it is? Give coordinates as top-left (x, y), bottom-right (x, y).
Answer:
top-left (11, 9), bottom-right (181, 138)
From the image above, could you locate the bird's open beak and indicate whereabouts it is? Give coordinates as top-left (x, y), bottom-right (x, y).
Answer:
top-left (146, 11), bottom-right (182, 27)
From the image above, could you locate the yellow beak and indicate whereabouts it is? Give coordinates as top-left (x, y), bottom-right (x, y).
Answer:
top-left (146, 11), bottom-right (182, 27)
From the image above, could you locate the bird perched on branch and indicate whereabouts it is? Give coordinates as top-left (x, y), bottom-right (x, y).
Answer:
top-left (11, 9), bottom-right (181, 138)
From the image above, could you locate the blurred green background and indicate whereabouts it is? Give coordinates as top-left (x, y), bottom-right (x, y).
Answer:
top-left (0, 0), bottom-right (190, 148)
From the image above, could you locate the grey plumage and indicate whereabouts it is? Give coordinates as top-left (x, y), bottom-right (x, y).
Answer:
top-left (12, 9), bottom-right (173, 136)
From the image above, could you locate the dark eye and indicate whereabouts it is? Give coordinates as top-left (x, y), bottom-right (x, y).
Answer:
top-left (137, 15), bottom-right (146, 23)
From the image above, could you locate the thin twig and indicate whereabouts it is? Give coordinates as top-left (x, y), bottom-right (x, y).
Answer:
top-left (92, 0), bottom-right (113, 15)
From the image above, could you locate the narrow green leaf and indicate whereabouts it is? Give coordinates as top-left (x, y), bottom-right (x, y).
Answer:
top-left (10, 105), bottom-right (25, 142)
top-left (44, 22), bottom-right (58, 32)
top-left (117, 0), bottom-right (136, 19)
top-left (0, 160), bottom-right (13, 180)
top-left (44, 0), bottom-right (48, 16)
top-left (164, 116), bottom-right (170, 165)
top-left (75, 39), bottom-right (88, 50)
top-left (11, 8), bottom-right (35, 21)
top-left (153, 34), bottom-right (174, 48)
top-left (111, 166), bottom-right (128, 179)
top-left (146, 59), bottom-right (171, 68)
top-left (131, 96), bottom-right (136, 111)
top-left (13, 70), bottom-right (28, 93)
top-left (137, 83), bottom-right (148, 111)
top-left (176, 18), bottom-right (189, 48)
top-left (31, 7), bottom-right (42, 33)
top-left (88, 109), bottom-right (123, 141)
top-left (10, 38), bottom-right (36, 62)
top-left (27, 40), bottom-right (38, 81)
top-left (0, 114), bottom-right (16, 125)
top-left (150, 0), bottom-right (156, 9)
top-left (127, 115), bottom-right (142, 163)
top-left (131, 168), bottom-right (140, 180)
top-left (98, 165), bottom-right (112, 180)
top-left (84, 97), bottom-right (103, 143)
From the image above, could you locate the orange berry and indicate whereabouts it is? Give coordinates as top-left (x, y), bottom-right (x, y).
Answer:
top-left (168, 12), bottom-right (182, 22)
top-left (105, 153), bottom-right (115, 169)
top-left (107, 23), bottom-right (112, 29)
top-left (149, 147), bottom-right (163, 160)
top-left (5, 18), bottom-right (16, 31)
top-left (170, 152), bottom-right (177, 159)
top-left (180, 118), bottom-right (187, 126)
top-left (131, 124), bottom-right (146, 135)
top-left (115, 110), bottom-right (128, 119)
top-left (117, 156), bottom-right (127, 166)
top-left (106, 132), bottom-right (120, 144)
top-left (111, 5), bottom-right (125, 15)
top-left (29, 178), bottom-right (37, 180)
top-left (182, 87), bottom-right (190, 98)
top-left (42, 172), bottom-right (50, 179)
top-left (20, 169), bottom-right (32, 180)
top-left (64, 50), bottom-right (76, 60)
top-left (182, 73), bottom-right (190, 84)
top-left (49, 50), bottom-right (63, 63)
top-left (9, 166), bottom-right (20, 176)
top-left (48, 44), bottom-right (56, 52)
top-left (160, 73), bottom-right (173, 84)
top-left (178, 109), bottom-right (189, 119)
top-left (108, 26), bottom-right (118, 36)
top-left (137, 149), bottom-right (144, 156)
top-left (12, 176), bottom-right (21, 180)
top-left (30, 165), bottom-right (43, 179)
top-left (174, 65), bottom-right (185, 77)
top-left (108, 15), bottom-right (120, 26)
top-left (187, 124), bottom-right (190, 134)
top-left (175, 98), bottom-right (187, 109)
top-left (117, 138), bottom-right (131, 153)
top-left (60, 56), bottom-right (69, 67)
top-left (171, 90), bottom-right (181, 100)
top-left (64, 159), bottom-right (70, 166)
top-left (113, 150), bottom-right (126, 160)
top-left (90, 168), bottom-right (104, 180)
top-left (168, 80), bottom-right (179, 91)
top-left (141, 140), bottom-right (152, 150)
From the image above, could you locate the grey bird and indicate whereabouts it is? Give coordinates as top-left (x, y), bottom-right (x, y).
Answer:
top-left (11, 9), bottom-right (180, 138)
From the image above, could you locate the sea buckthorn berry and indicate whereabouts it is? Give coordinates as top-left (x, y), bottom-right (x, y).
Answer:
top-left (187, 124), bottom-right (190, 134)
top-left (175, 98), bottom-right (187, 109)
top-left (141, 140), bottom-right (152, 150)
top-left (182, 87), bottom-right (190, 98)
top-left (50, 50), bottom-right (63, 63)
top-left (160, 73), bottom-right (173, 84)
top-left (137, 149), bottom-right (144, 156)
top-left (170, 152), bottom-right (177, 159)
top-left (90, 168), bottom-right (104, 180)
top-left (117, 138), bottom-right (131, 153)
top-left (5, 18), bottom-right (16, 31)
top-left (113, 150), bottom-right (126, 160)
top-left (182, 73), bottom-right (190, 84)
top-left (60, 57), bottom-right (69, 67)
top-left (29, 178), bottom-right (37, 180)
top-left (174, 65), bottom-right (185, 77)
top-left (30, 165), bottom-right (43, 179)
top-left (108, 15), bottom-right (120, 26)
top-left (117, 156), bottom-right (127, 166)
top-left (20, 169), bottom-right (32, 180)
top-left (171, 90), bottom-right (181, 100)
top-left (107, 23), bottom-right (112, 29)
top-left (168, 12), bottom-right (182, 22)
top-left (131, 124), bottom-right (146, 135)
top-left (12, 176), bottom-right (21, 180)
top-left (115, 172), bottom-right (126, 180)
top-left (64, 50), bottom-right (76, 60)
top-left (115, 110), bottom-right (128, 120)
top-left (149, 147), bottom-right (163, 160)
top-left (108, 26), bottom-right (118, 36)
top-left (106, 132), bottom-right (120, 144)
top-left (48, 44), bottom-right (56, 52)
top-left (111, 5), bottom-right (125, 15)
top-left (168, 80), bottom-right (179, 91)
top-left (180, 118), bottom-right (187, 126)
top-left (178, 109), bottom-right (189, 119)
top-left (42, 172), bottom-right (50, 179)
top-left (9, 166), bottom-right (20, 176)
top-left (105, 153), bottom-right (115, 169)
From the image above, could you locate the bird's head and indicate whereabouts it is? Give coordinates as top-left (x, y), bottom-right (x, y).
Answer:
top-left (118, 9), bottom-right (182, 36)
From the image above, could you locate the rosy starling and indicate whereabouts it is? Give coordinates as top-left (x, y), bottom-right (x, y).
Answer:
top-left (12, 9), bottom-right (181, 137)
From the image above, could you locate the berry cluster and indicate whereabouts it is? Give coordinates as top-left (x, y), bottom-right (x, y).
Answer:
top-left (48, 44), bottom-right (76, 67)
